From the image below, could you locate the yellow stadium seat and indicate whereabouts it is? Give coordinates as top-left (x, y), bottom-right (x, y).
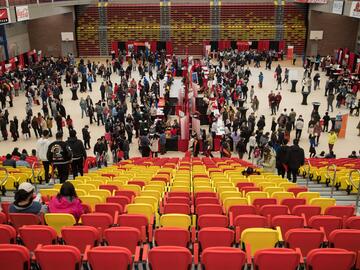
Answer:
top-left (271, 192), bottom-right (295, 201)
top-left (79, 195), bottom-right (103, 210)
top-left (220, 191), bottom-right (243, 202)
top-left (194, 182), bottom-right (212, 188)
top-left (278, 182), bottom-right (298, 190)
top-left (149, 181), bottom-right (167, 189)
top-left (111, 180), bottom-right (126, 188)
top-left (194, 186), bottom-right (214, 193)
top-left (134, 196), bottom-right (159, 210)
top-left (53, 183), bottom-right (62, 190)
top-left (170, 186), bottom-right (191, 193)
top-left (309, 198), bottom-right (336, 214)
top-left (113, 176), bottom-right (131, 182)
top-left (173, 181), bottom-right (191, 187)
top-left (67, 179), bottom-right (85, 187)
top-left (223, 197), bottom-right (248, 212)
top-left (140, 190), bottom-right (162, 201)
top-left (86, 180), bottom-right (106, 188)
top-left (257, 182), bottom-right (277, 190)
top-left (217, 186), bottom-right (238, 194)
top-left (241, 228), bottom-right (282, 256)
top-left (121, 184), bottom-right (142, 195)
top-left (126, 203), bottom-right (155, 223)
top-left (214, 182), bottom-right (234, 189)
top-left (2, 175), bottom-right (19, 191)
top-left (247, 191), bottom-right (269, 204)
top-left (230, 179), bottom-right (249, 185)
top-left (143, 185), bottom-right (165, 194)
top-left (75, 189), bottom-right (87, 196)
top-left (39, 189), bottom-right (58, 198)
top-left (297, 192), bottom-right (320, 203)
top-left (74, 176), bottom-right (90, 182)
top-left (263, 187), bottom-right (285, 196)
top-left (45, 213), bottom-right (76, 236)
top-left (89, 189), bottom-right (112, 200)
top-left (77, 184), bottom-right (97, 194)
top-left (160, 214), bottom-right (192, 229)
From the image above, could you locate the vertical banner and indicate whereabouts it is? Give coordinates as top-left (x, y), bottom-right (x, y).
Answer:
top-left (338, 114), bottom-right (348, 138)
top-left (287, 46), bottom-right (294, 60)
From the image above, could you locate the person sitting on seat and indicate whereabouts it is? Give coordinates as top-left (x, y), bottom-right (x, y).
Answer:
top-left (9, 182), bottom-right (46, 215)
top-left (348, 151), bottom-right (358, 159)
top-left (16, 154), bottom-right (30, 168)
top-left (2, 154), bottom-right (16, 168)
top-left (325, 151), bottom-right (336, 159)
top-left (48, 181), bottom-right (83, 220)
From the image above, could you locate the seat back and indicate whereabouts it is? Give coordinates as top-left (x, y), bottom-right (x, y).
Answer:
top-left (88, 246), bottom-right (132, 270)
top-left (329, 229), bottom-right (360, 253)
top-left (154, 227), bottom-right (190, 247)
top-left (292, 205), bottom-right (321, 223)
top-left (104, 227), bottom-right (141, 254)
top-left (160, 214), bottom-right (191, 230)
top-left (297, 192), bottom-right (320, 203)
top-left (9, 213), bottom-right (41, 231)
top-left (324, 206), bottom-right (355, 219)
top-left (198, 227), bottom-right (234, 250)
top-left (345, 216), bottom-right (360, 229)
top-left (309, 215), bottom-right (342, 238)
top-left (229, 205), bottom-right (257, 220)
top-left (163, 203), bottom-right (191, 215)
top-left (35, 245), bottom-right (81, 270)
top-left (95, 203), bottom-right (123, 218)
top-left (201, 247), bottom-right (246, 270)
top-left (241, 228), bottom-right (280, 256)
top-left (287, 187), bottom-right (308, 196)
top-left (0, 212), bottom-right (6, 224)
top-left (0, 244), bottom-right (30, 270)
top-left (19, 225), bottom-right (57, 252)
top-left (196, 204), bottom-right (223, 216)
top-left (61, 226), bottom-right (100, 253)
top-left (148, 246), bottom-right (192, 270)
top-left (197, 214), bottom-right (228, 229)
top-left (114, 190), bottom-right (136, 202)
top-left (285, 228), bottom-right (324, 257)
top-left (126, 203), bottom-right (154, 223)
top-left (44, 213), bottom-right (76, 236)
top-left (271, 215), bottom-right (304, 238)
top-left (166, 197), bottom-right (191, 205)
top-left (81, 213), bottom-right (114, 236)
top-left (254, 248), bottom-right (300, 270)
top-left (247, 192), bottom-right (269, 204)
top-left (118, 214), bottom-right (148, 236)
top-left (0, 224), bottom-right (16, 244)
top-left (195, 197), bottom-right (220, 206)
top-left (309, 198), bottom-right (336, 214)
top-left (259, 205), bottom-right (289, 218)
top-left (307, 248), bottom-right (356, 270)
top-left (253, 198), bottom-right (277, 209)
top-left (281, 198), bottom-right (306, 213)
top-left (106, 196), bottom-right (131, 210)
top-left (234, 214), bottom-right (268, 237)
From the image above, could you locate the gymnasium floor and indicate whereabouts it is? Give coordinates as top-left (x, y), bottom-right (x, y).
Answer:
top-left (1, 59), bottom-right (359, 159)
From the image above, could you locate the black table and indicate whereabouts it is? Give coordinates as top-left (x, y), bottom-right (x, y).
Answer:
top-left (290, 80), bottom-right (298, 92)
top-left (301, 92), bottom-right (309, 105)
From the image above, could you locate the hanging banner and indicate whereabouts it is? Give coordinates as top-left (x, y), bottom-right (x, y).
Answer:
top-left (332, 1), bottom-right (344, 15)
top-left (0, 8), bottom-right (10, 24)
top-left (287, 46), bottom-right (294, 60)
top-left (15, 5), bottom-right (30, 22)
top-left (295, 0), bottom-right (327, 3)
top-left (350, 1), bottom-right (360, 18)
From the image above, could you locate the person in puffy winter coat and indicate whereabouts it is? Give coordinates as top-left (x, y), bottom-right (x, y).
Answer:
top-left (48, 181), bottom-right (83, 220)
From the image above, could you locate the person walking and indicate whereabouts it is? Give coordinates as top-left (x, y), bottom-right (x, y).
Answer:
top-left (276, 139), bottom-right (289, 178)
top-left (328, 130), bottom-right (337, 152)
top-left (36, 130), bottom-right (51, 183)
top-left (327, 93), bottom-right (334, 112)
top-left (67, 130), bottom-right (87, 178)
top-left (295, 115), bottom-right (304, 140)
top-left (286, 139), bottom-right (305, 183)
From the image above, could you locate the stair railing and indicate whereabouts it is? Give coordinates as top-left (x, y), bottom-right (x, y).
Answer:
top-left (327, 164), bottom-right (337, 198)
top-left (306, 160), bottom-right (311, 187)
top-left (348, 169), bottom-right (360, 210)
top-left (0, 167), bottom-right (9, 195)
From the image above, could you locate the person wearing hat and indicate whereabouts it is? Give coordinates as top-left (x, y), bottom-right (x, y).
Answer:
top-left (47, 132), bottom-right (73, 183)
top-left (67, 130), bottom-right (87, 177)
top-left (9, 182), bottom-right (46, 214)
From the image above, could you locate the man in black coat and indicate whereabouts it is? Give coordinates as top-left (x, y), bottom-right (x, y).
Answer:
top-left (276, 139), bottom-right (289, 178)
top-left (286, 139), bottom-right (305, 183)
top-left (67, 130), bottom-right (87, 177)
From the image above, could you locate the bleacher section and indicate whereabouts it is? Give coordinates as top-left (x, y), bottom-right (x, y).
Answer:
top-left (1, 157), bottom-right (360, 269)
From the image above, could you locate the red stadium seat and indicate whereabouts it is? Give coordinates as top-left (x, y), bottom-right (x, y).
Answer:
top-left (254, 248), bottom-right (301, 270)
top-left (147, 246), bottom-right (192, 270)
top-left (271, 215), bottom-right (305, 239)
top-left (61, 226), bottom-right (100, 253)
top-left (19, 225), bottom-right (57, 252)
top-left (196, 204), bottom-right (223, 216)
top-left (118, 214), bottom-right (151, 242)
top-left (166, 197), bottom-right (191, 205)
top-left (35, 245), bottom-right (81, 270)
top-left (241, 187), bottom-right (261, 194)
top-left (197, 214), bottom-right (228, 229)
top-left (0, 244), bottom-right (30, 270)
top-left (104, 226), bottom-right (141, 255)
top-left (154, 227), bottom-right (190, 247)
top-left (284, 228), bottom-right (325, 257)
top-left (234, 214), bottom-right (268, 239)
top-left (99, 184), bottom-right (119, 194)
top-left (292, 205), bottom-right (321, 223)
top-left (259, 205), bottom-right (289, 219)
top-left (9, 213), bottom-right (42, 231)
top-left (198, 227), bottom-right (234, 250)
top-left (253, 198), bottom-right (277, 210)
top-left (344, 216), bottom-right (360, 229)
top-left (194, 192), bottom-right (217, 199)
top-left (329, 229), bottom-right (360, 253)
top-left (236, 182), bottom-right (255, 190)
top-left (201, 247), bottom-right (246, 270)
top-left (127, 180), bottom-right (146, 188)
top-left (308, 215), bottom-right (342, 238)
top-left (281, 198), bottom-right (306, 213)
top-left (163, 203), bottom-right (191, 215)
top-left (229, 205), bottom-right (257, 225)
top-left (167, 192), bottom-right (191, 200)
top-left (324, 206), bottom-right (355, 219)
top-left (0, 224), bottom-right (16, 244)
top-left (87, 246), bottom-right (133, 270)
top-left (0, 212), bottom-right (6, 224)
top-left (95, 203), bottom-right (123, 218)
top-left (306, 248), bottom-right (356, 270)
top-left (81, 213), bottom-right (115, 237)
top-left (113, 191), bottom-right (136, 203)
top-left (287, 187), bottom-right (308, 197)
top-left (0, 202), bottom-right (10, 223)
top-left (195, 197), bottom-right (220, 205)
top-left (106, 196), bottom-right (131, 210)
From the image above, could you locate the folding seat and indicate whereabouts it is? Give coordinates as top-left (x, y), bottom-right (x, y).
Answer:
top-left (147, 246), bottom-right (192, 270)
top-left (258, 182), bottom-right (277, 190)
top-left (104, 227), bottom-right (141, 256)
top-left (284, 228), bottom-right (325, 257)
top-left (75, 189), bottom-right (87, 196)
top-left (62, 226), bottom-right (100, 253)
top-left (45, 213), bottom-right (76, 236)
top-left (287, 187), bottom-right (308, 196)
top-left (77, 184), bottom-right (97, 194)
top-left (143, 184), bottom-right (165, 194)
top-left (228, 205), bottom-right (257, 224)
top-left (259, 205), bottom-right (289, 220)
top-left (9, 213), bottom-right (42, 231)
top-left (324, 206), bottom-right (355, 219)
top-left (297, 191), bottom-right (320, 203)
top-left (197, 227), bottom-right (235, 250)
top-left (271, 215), bottom-right (304, 238)
top-left (140, 190), bottom-right (162, 202)
top-left (163, 203), bottom-right (191, 215)
top-left (114, 190), bottom-right (137, 202)
top-left (99, 184), bottom-right (119, 194)
top-left (278, 182), bottom-right (297, 190)
top-left (234, 215), bottom-right (268, 242)
top-left (134, 196), bottom-right (159, 210)
top-left (329, 229), bottom-right (360, 253)
top-left (236, 182), bottom-right (255, 190)
top-left (0, 244), bottom-right (30, 270)
top-left (194, 186), bottom-right (214, 193)
top-left (19, 225), bottom-right (57, 252)
top-left (201, 247), bottom-right (247, 270)
top-left (126, 203), bottom-right (155, 224)
top-left (89, 189), bottom-right (112, 200)
top-left (197, 214), bottom-right (228, 229)
top-left (309, 198), bottom-right (336, 214)
top-left (241, 228), bottom-right (281, 256)
top-left (220, 191), bottom-right (243, 202)
top-left (81, 213), bottom-right (115, 236)
top-left (160, 214), bottom-right (192, 230)
top-left (87, 180), bottom-right (106, 188)
top-left (292, 205), bottom-right (321, 223)
top-left (193, 181), bottom-right (212, 188)
top-left (247, 191), bottom-right (269, 204)
top-left (86, 246), bottom-right (134, 270)
top-left (121, 184), bottom-right (142, 195)
top-left (128, 180), bottom-right (146, 188)
top-left (34, 245), bottom-right (81, 270)
top-left (253, 198), bottom-right (277, 210)
top-left (0, 224), bottom-right (16, 244)
top-left (263, 187), bottom-right (284, 196)
top-left (118, 214), bottom-right (152, 242)
top-left (306, 248), bottom-right (356, 270)
top-left (344, 216), bottom-right (360, 229)
top-left (106, 195), bottom-right (131, 209)
top-left (195, 197), bottom-right (220, 205)
top-left (154, 227), bottom-right (190, 247)
top-left (223, 197), bottom-right (248, 213)
top-left (166, 196), bottom-right (191, 205)
top-left (254, 248), bottom-right (301, 270)
top-left (281, 198), bottom-right (306, 213)
top-left (195, 192), bottom-right (217, 199)
top-left (217, 186), bottom-right (238, 194)
top-left (170, 186), bottom-right (191, 193)
top-left (308, 215), bottom-right (342, 238)
top-left (79, 195), bottom-right (103, 211)
top-left (196, 204), bottom-right (223, 216)
top-left (95, 203), bottom-right (123, 218)
top-left (0, 202), bottom-right (10, 223)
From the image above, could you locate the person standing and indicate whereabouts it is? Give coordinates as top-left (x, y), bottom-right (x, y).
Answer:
top-left (276, 139), bottom-right (289, 178)
top-left (82, 125), bottom-right (91, 149)
top-left (258, 72), bottom-right (264, 88)
top-left (47, 132), bottom-right (73, 183)
top-left (295, 115), bottom-right (304, 140)
top-left (286, 139), bottom-right (305, 183)
top-left (322, 112), bottom-right (330, 132)
top-left (327, 93), bottom-right (334, 112)
top-left (328, 130), bottom-right (337, 152)
top-left (150, 134), bottom-right (159, 157)
top-left (36, 130), bottom-right (51, 183)
top-left (100, 82), bottom-right (106, 101)
top-left (67, 130), bottom-right (87, 178)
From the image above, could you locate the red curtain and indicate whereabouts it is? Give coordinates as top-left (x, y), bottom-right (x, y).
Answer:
top-left (166, 42), bottom-right (173, 55)
top-left (150, 41), bottom-right (157, 53)
top-left (237, 41), bottom-right (249, 51)
top-left (218, 40), bottom-right (230, 51)
top-left (111, 42), bottom-right (118, 57)
top-left (258, 40), bottom-right (270, 51)
top-left (279, 40), bottom-right (285, 51)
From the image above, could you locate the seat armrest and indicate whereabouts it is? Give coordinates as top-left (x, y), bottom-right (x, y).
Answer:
top-left (245, 243), bottom-right (252, 266)
top-left (83, 245), bottom-right (91, 262)
top-left (193, 242), bottom-right (199, 265)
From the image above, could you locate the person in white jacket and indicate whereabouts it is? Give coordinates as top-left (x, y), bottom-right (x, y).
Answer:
top-left (36, 130), bottom-right (51, 183)
top-left (150, 134), bottom-right (160, 157)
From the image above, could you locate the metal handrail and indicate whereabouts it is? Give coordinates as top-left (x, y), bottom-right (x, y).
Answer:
top-left (306, 160), bottom-right (311, 187)
top-left (31, 162), bottom-right (38, 193)
top-left (0, 167), bottom-right (9, 193)
top-left (327, 164), bottom-right (337, 198)
top-left (348, 169), bottom-right (360, 210)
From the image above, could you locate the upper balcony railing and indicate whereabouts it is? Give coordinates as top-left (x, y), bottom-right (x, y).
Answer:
top-left (0, 0), bottom-right (76, 7)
